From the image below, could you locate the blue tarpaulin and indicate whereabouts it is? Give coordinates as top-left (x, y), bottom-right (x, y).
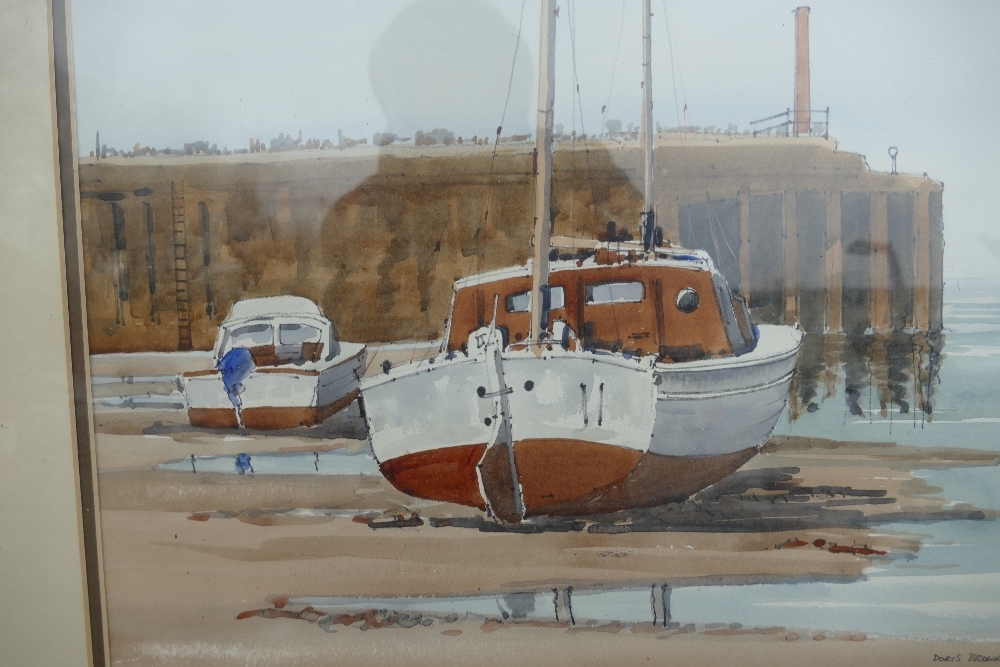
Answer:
top-left (217, 347), bottom-right (254, 411)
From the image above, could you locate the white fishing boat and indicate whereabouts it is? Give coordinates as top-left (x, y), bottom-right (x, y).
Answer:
top-left (439, 253), bottom-right (801, 514)
top-left (432, 0), bottom-right (801, 515)
top-left (363, 0), bottom-right (802, 519)
top-left (182, 296), bottom-right (366, 430)
top-left (362, 0), bottom-right (657, 522)
top-left (363, 318), bottom-right (658, 521)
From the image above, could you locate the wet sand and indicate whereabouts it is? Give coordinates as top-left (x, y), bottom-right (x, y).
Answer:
top-left (108, 605), bottom-right (994, 667)
top-left (92, 406), bottom-right (1000, 664)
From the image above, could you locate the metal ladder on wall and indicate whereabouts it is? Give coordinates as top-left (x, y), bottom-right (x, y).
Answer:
top-left (170, 181), bottom-right (193, 350)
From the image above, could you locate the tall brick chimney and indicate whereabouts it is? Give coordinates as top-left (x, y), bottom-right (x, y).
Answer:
top-left (794, 6), bottom-right (811, 136)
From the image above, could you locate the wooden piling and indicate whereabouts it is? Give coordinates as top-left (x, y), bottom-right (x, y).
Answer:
top-left (869, 192), bottom-right (890, 330)
top-left (783, 190), bottom-right (798, 323)
top-left (824, 190), bottom-right (842, 332)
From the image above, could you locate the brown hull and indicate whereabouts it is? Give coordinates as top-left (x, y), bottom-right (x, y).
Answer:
top-left (537, 446), bottom-right (758, 516)
top-left (378, 444), bottom-right (488, 510)
top-left (187, 389), bottom-right (360, 430)
top-left (376, 439), bottom-right (645, 518)
top-left (511, 439), bottom-right (644, 517)
top-left (376, 440), bottom-right (757, 519)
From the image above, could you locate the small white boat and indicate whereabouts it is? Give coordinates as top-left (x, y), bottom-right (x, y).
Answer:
top-left (182, 296), bottom-right (366, 430)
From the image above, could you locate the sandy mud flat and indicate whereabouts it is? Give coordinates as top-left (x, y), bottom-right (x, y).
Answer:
top-left (90, 404), bottom-right (1000, 665)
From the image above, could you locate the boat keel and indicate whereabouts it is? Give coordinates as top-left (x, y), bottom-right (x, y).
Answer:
top-left (536, 446), bottom-right (758, 516)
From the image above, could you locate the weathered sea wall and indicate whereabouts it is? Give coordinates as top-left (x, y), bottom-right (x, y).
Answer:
top-left (78, 135), bottom-right (943, 353)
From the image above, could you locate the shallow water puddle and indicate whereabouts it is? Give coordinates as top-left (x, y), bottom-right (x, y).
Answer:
top-left (255, 561), bottom-right (1000, 640)
top-left (158, 450), bottom-right (380, 476)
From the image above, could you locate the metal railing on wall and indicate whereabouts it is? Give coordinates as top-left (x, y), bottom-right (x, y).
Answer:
top-left (750, 107), bottom-right (830, 139)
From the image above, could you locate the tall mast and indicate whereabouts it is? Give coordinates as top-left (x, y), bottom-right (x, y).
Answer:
top-left (641, 0), bottom-right (655, 249)
top-left (530, 0), bottom-right (558, 343)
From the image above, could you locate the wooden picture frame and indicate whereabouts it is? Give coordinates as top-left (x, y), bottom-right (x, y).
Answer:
top-left (5, 1), bottom-right (1000, 665)
top-left (1, 0), bottom-right (102, 664)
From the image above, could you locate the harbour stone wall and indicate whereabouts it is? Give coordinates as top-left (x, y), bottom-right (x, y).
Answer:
top-left (78, 135), bottom-right (943, 353)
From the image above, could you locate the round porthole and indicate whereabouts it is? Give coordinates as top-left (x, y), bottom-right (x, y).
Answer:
top-left (675, 288), bottom-right (699, 313)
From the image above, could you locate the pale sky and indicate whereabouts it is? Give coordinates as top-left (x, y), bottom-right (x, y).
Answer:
top-left (71, 0), bottom-right (1000, 280)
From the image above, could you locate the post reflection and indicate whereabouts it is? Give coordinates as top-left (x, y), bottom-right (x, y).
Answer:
top-left (787, 332), bottom-right (945, 423)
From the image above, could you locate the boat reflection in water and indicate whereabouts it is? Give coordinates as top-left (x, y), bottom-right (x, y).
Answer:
top-left (785, 331), bottom-right (945, 428)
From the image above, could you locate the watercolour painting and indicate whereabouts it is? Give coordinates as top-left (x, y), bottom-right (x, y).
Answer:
top-left (65, 1), bottom-right (1000, 664)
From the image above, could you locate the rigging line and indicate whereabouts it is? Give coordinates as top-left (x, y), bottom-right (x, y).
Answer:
top-left (660, 0), bottom-right (688, 123)
top-left (603, 1), bottom-right (627, 122)
top-left (363, 342), bottom-right (386, 375)
top-left (660, 0), bottom-right (684, 130)
top-left (706, 200), bottom-right (723, 268)
top-left (476, 14), bottom-right (522, 139)
top-left (567, 0), bottom-right (601, 233)
top-left (474, 0), bottom-right (527, 271)
top-left (708, 199), bottom-right (738, 262)
top-left (660, 0), bottom-right (695, 243)
top-left (497, 0), bottom-right (528, 136)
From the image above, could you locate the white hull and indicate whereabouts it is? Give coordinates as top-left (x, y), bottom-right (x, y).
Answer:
top-left (364, 347), bottom-right (656, 465)
top-left (183, 343), bottom-right (365, 426)
top-left (363, 324), bottom-right (800, 517)
top-left (650, 324), bottom-right (802, 457)
top-left (362, 329), bottom-right (657, 518)
top-left (362, 352), bottom-right (497, 463)
top-left (502, 349), bottom-right (656, 451)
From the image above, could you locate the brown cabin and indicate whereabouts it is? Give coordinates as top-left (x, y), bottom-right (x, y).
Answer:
top-left (444, 249), bottom-right (755, 363)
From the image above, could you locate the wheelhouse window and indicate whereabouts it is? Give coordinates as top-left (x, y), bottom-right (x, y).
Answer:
top-left (505, 286), bottom-right (565, 313)
top-left (278, 323), bottom-right (322, 345)
top-left (229, 323), bottom-right (272, 347)
top-left (712, 272), bottom-right (755, 356)
top-left (585, 281), bottom-right (644, 304)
